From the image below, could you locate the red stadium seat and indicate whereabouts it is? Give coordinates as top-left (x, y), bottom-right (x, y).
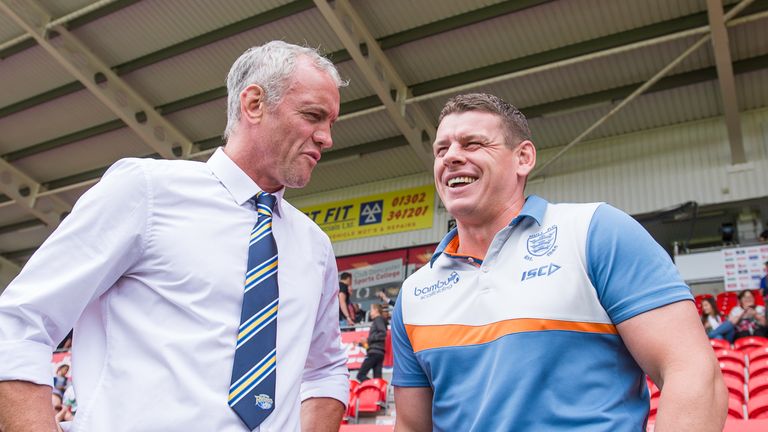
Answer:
top-left (724, 375), bottom-right (745, 402)
top-left (719, 361), bottom-right (745, 383)
top-left (715, 349), bottom-right (747, 368)
top-left (353, 378), bottom-right (388, 421)
top-left (750, 359), bottom-right (768, 380)
top-left (728, 396), bottom-right (745, 419)
top-left (711, 339), bottom-right (731, 350)
top-left (735, 337), bottom-right (768, 352)
top-left (647, 380), bottom-right (660, 399)
top-left (753, 290), bottom-right (765, 307)
top-left (717, 292), bottom-right (738, 316)
top-left (344, 380), bottom-right (361, 424)
top-left (750, 347), bottom-right (768, 364)
top-left (695, 294), bottom-right (714, 315)
top-left (748, 394), bottom-right (768, 419)
top-left (648, 395), bottom-right (660, 421)
top-left (749, 376), bottom-right (768, 400)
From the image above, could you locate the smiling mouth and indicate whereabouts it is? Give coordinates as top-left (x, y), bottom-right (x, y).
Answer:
top-left (447, 176), bottom-right (478, 188)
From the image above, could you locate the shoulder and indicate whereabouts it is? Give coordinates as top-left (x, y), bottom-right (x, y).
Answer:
top-left (281, 200), bottom-right (331, 241)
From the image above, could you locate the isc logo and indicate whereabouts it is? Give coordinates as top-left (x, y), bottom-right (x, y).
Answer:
top-left (521, 263), bottom-right (561, 281)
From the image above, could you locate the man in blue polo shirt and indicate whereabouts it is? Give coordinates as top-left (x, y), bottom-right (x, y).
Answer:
top-left (391, 93), bottom-right (727, 431)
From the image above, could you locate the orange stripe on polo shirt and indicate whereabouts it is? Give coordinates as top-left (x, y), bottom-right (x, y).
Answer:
top-left (443, 235), bottom-right (484, 262)
top-left (405, 318), bottom-right (618, 352)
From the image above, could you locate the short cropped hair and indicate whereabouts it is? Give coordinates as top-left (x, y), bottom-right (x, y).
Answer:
top-left (224, 41), bottom-right (347, 139)
top-left (340, 272), bottom-right (352, 281)
top-left (438, 93), bottom-right (531, 146)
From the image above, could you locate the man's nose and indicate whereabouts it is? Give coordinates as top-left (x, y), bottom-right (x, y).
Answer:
top-left (313, 128), bottom-right (333, 150)
top-left (442, 143), bottom-right (465, 164)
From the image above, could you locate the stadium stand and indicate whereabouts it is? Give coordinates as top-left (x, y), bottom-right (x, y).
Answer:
top-left (748, 394), bottom-right (768, 419)
top-left (352, 378), bottom-right (389, 422)
top-left (694, 294), bottom-right (714, 315)
top-left (749, 376), bottom-right (768, 400)
top-left (715, 349), bottom-right (747, 368)
top-left (736, 336), bottom-right (768, 352)
top-left (710, 338), bottom-right (731, 350)
top-left (749, 347), bottom-right (768, 364)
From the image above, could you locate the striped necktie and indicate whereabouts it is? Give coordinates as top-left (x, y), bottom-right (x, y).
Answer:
top-left (229, 191), bottom-right (279, 429)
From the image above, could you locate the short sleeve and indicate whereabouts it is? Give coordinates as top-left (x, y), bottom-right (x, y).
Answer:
top-left (587, 204), bottom-right (693, 324)
top-left (391, 294), bottom-right (430, 388)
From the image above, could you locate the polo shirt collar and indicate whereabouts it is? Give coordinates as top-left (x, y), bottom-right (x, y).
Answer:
top-left (429, 195), bottom-right (548, 267)
top-left (207, 147), bottom-right (284, 216)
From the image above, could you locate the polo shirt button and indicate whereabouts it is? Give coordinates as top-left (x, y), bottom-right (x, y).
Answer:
top-left (482, 266), bottom-right (489, 273)
top-left (467, 257), bottom-right (474, 263)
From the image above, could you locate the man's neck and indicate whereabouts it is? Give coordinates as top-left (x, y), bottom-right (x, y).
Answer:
top-left (454, 198), bottom-right (525, 258)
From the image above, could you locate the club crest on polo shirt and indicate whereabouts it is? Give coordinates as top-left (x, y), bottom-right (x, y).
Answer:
top-left (255, 394), bottom-right (273, 409)
top-left (414, 271), bottom-right (459, 300)
top-left (526, 225), bottom-right (558, 258)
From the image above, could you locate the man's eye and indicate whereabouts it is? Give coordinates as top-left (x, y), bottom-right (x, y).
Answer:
top-left (435, 147), bottom-right (447, 156)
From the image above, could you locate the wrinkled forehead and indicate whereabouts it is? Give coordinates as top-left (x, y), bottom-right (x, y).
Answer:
top-left (435, 111), bottom-right (504, 141)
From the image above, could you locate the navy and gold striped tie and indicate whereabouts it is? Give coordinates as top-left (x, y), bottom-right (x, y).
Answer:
top-left (229, 192), bottom-right (278, 429)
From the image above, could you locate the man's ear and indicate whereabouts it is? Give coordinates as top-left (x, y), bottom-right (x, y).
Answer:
top-left (240, 84), bottom-right (266, 125)
top-left (516, 140), bottom-right (536, 176)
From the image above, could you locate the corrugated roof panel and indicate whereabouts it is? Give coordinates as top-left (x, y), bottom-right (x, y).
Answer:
top-left (118, 8), bottom-right (352, 107)
top-left (730, 18), bottom-right (768, 60)
top-left (72, 0), bottom-right (294, 66)
top-left (14, 128), bottom-right (149, 182)
top-left (385, 0), bottom-right (711, 85)
top-left (0, 47), bottom-right (76, 107)
top-left (353, 0), bottom-right (507, 38)
top-left (0, 225), bottom-right (51, 255)
top-left (0, 14), bottom-right (23, 43)
top-left (0, 0), bottom-right (94, 42)
top-left (334, 62), bottom-right (375, 102)
top-left (738, 69), bottom-right (768, 111)
top-left (164, 99), bottom-right (227, 142)
top-left (0, 91), bottom-right (116, 153)
top-left (331, 110), bottom-right (400, 150)
top-left (289, 146), bottom-right (426, 198)
top-left (528, 82), bottom-right (723, 149)
top-left (0, 204), bottom-right (46, 227)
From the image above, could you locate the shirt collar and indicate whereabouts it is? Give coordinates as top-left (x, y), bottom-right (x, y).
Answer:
top-left (207, 147), bottom-right (284, 216)
top-left (429, 195), bottom-right (549, 267)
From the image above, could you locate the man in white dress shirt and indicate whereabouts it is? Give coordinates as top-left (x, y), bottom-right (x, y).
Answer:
top-left (0, 41), bottom-right (349, 432)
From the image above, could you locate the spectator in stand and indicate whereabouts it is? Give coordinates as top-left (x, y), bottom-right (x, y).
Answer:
top-left (339, 272), bottom-right (355, 327)
top-left (702, 297), bottom-right (734, 343)
top-left (377, 289), bottom-right (396, 307)
top-left (356, 304), bottom-right (389, 382)
top-left (728, 290), bottom-right (768, 340)
top-left (51, 389), bottom-right (63, 417)
top-left (53, 364), bottom-right (69, 395)
top-left (760, 261), bottom-right (768, 300)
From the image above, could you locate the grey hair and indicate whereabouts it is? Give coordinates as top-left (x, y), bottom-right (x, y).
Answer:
top-left (224, 41), bottom-right (346, 139)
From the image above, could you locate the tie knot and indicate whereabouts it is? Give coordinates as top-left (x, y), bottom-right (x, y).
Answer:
top-left (255, 192), bottom-right (276, 212)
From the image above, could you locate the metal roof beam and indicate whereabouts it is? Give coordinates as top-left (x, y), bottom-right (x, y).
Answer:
top-left (3, 4), bottom-right (768, 165)
top-left (0, 0), bottom-right (195, 160)
top-left (531, 0), bottom-right (756, 178)
top-left (0, 0), bottom-right (314, 119)
top-left (313, 0), bottom-right (435, 171)
top-left (2, 50), bottom-right (767, 205)
top-left (707, 0), bottom-right (747, 164)
top-left (0, 0), bottom-right (140, 59)
top-left (0, 0), bottom-right (547, 120)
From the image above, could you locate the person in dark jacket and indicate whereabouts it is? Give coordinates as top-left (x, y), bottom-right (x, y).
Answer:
top-left (356, 303), bottom-right (388, 382)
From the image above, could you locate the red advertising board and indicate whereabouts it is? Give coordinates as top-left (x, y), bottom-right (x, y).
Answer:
top-left (340, 328), bottom-right (393, 370)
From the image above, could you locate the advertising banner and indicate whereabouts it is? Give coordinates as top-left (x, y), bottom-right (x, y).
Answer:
top-left (301, 185), bottom-right (435, 242)
top-left (722, 245), bottom-right (768, 291)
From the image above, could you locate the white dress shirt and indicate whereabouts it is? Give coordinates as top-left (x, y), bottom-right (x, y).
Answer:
top-left (0, 148), bottom-right (349, 431)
